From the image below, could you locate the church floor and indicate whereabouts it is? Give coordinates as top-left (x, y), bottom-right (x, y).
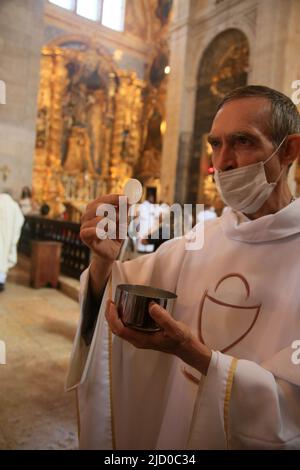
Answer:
top-left (0, 263), bottom-right (80, 449)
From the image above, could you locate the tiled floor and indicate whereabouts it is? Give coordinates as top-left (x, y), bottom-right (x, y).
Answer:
top-left (0, 263), bottom-right (80, 449)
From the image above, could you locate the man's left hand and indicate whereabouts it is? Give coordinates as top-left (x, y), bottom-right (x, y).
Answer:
top-left (105, 300), bottom-right (212, 375)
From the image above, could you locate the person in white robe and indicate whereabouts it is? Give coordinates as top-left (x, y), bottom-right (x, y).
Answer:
top-left (19, 186), bottom-right (33, 216)
top-left (197, 204), bottom-right (217, 222)
top-left (136, 197), bottom-right (161, 253)
top-left (0, 192), bottom-right (25, 291)
top-left (67, 85), bottom-right (300, 450)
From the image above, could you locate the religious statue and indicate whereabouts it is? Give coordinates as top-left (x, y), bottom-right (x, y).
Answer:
top-left (64, 127), bottom-right (95, 174)
top-left (86, 90), bottom-right (106, 172)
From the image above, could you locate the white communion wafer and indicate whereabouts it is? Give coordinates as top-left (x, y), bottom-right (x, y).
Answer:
top-left (123, 178), bottom-right (143, 204)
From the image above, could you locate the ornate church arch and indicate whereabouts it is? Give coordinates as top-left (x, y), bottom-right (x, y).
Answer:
top-left (186, 28), bottom-right (249, 207)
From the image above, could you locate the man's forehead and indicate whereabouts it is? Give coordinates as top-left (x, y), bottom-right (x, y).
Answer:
top-left (210, 97), bottom-right (271, 135)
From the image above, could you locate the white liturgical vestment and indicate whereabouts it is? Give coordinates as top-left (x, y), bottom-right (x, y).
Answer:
top-left (66, 199), bottom-right (300, 449)
top-left (0, 194), bottom-right (24, 275)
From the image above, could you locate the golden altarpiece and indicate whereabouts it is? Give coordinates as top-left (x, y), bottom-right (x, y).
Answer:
top-left (33, 42), bottom-right (148, 221)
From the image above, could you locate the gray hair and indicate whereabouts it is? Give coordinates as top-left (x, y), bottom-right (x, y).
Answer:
top-left (216, 85), bottom-right (300, 146)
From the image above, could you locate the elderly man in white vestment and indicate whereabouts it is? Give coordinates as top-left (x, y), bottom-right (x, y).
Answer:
top-left (0, 192), bottom-right (24, 291)
top-left (67, 86), bottom-right (300, 450)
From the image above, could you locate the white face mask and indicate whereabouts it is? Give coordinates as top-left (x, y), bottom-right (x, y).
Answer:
top-left (214, 136), bottom-right (287, 214)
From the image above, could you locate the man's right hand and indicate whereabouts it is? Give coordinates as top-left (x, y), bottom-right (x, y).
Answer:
top-left (80, 194), bottom-right (125, 262)
top-left (80, 194), bottom-right (126, 300)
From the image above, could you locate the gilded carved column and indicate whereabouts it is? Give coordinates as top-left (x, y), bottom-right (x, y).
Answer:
top-left (33, 48), bottom-right (53, 203)
top-left (110, 72), bottom-right (144, 193)
top-left (109, 73), bottom-right (126, 192)
top-left (47, 49), bottom-right (68, 168)
top-left (43, 49), bottom-right (68, 211)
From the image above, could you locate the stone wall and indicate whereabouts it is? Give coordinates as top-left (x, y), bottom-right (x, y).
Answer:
top-left (0, 0), bottom-right (44, 198)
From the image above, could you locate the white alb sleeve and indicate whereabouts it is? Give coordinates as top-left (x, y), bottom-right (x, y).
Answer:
top-left (188, 351), bottom-right (300, 449)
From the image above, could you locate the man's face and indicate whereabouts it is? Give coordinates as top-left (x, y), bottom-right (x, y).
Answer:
top-left (208, 97), bottom-right (283, 182)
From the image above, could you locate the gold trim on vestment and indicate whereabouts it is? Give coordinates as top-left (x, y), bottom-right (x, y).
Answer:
top-left (224, 357), bottom-right (238, 449)
top-left (108, 275), bottom-right (116, 450)
top-left (75, 388), bottom-right (81, 440)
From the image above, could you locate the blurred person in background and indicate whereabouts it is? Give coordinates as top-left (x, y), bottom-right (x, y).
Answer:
top-left (19, 186), bottom-right (33, 215)
top-left (0, 191), bottom-right (24, 292)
